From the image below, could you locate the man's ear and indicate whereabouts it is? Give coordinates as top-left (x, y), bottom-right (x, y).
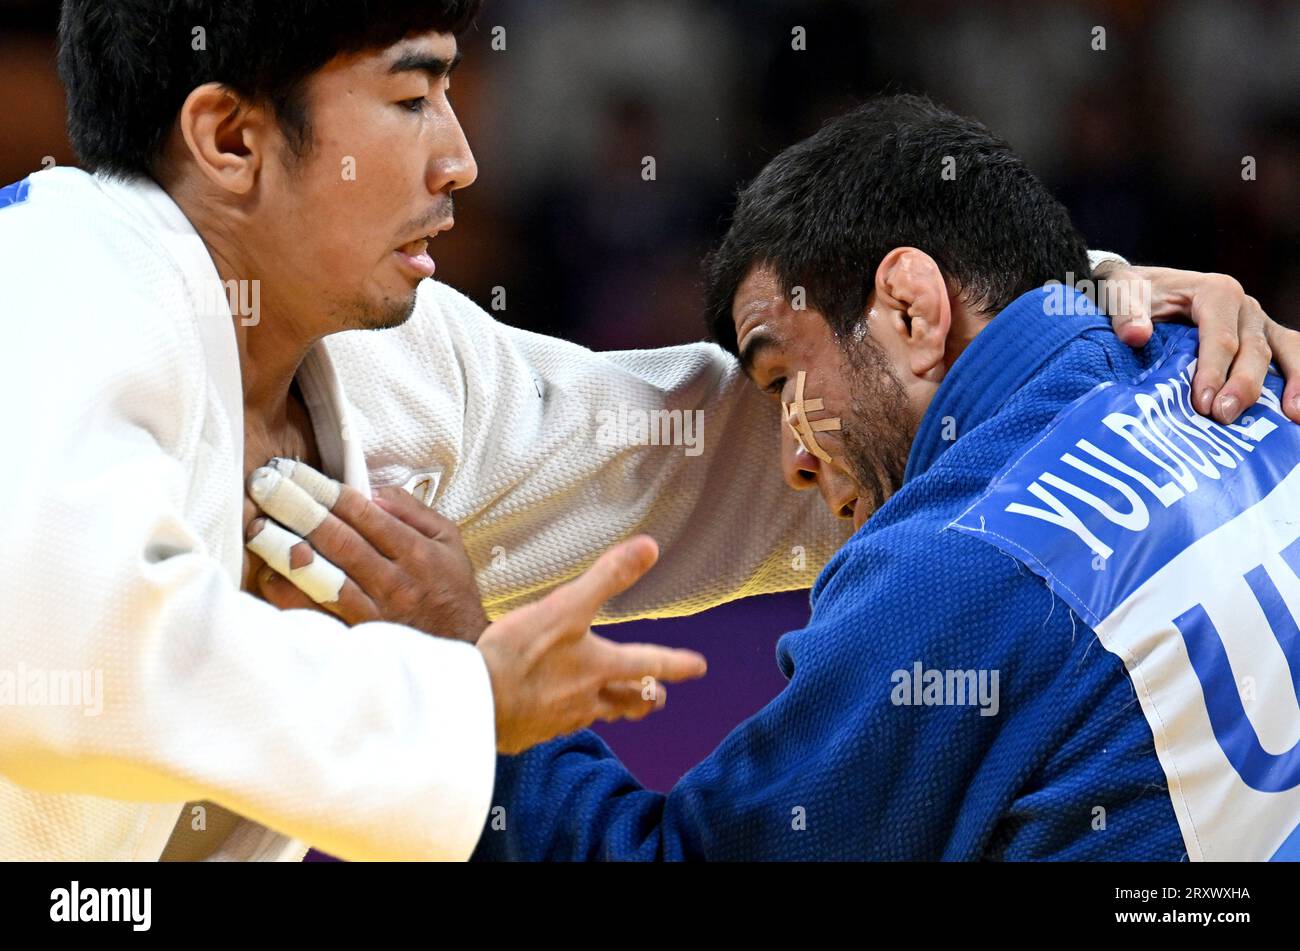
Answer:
top-left (175, 83), bottom-right (268, 195)
top-left (871, 247), bottom-right (953, 379)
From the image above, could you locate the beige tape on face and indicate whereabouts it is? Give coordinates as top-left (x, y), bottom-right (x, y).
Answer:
top-left (248, 466), bottom-right (331, 537)
top-left (267, 458), bottom-right (341, 510)
top-left (782, 370), bottom-right (842, 463)
top-left (246, 520), bottom-right (345, 605)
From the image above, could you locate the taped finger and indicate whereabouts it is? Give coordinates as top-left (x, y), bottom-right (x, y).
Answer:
top-left (246, 519), bottom-right (346, 605)
top-left (268, 457), bottom-right (341, 510)
top-left (256, 563), bottom-right (318, 612)
top-left (249, 466), bottom-right (331, 537)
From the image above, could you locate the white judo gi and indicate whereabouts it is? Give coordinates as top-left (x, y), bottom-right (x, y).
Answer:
top-left (0, 167), bottom-right (855, 861)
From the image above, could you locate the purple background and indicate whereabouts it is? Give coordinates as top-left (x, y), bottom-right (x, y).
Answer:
top-left (591, 590), bottom-right (808, 791)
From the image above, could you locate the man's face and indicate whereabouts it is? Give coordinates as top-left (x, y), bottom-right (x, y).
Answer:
top-left (732, 266), bottom-right (915, 531)
top-left (255, 31), bottom-right (477, 332)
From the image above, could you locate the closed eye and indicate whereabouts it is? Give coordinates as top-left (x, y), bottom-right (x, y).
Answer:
top-left (765, 376), bottom-right (787, 398)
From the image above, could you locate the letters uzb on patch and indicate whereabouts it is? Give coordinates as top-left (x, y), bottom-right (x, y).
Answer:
top-left (953, 327), bottom-right (1300, 861)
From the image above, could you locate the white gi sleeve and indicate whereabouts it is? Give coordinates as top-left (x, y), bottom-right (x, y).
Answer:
top-left (334, 281), bottom-right (854, 623)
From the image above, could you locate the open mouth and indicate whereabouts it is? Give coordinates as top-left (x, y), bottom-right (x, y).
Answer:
top-left (394, 235), bottom-right (437, 279)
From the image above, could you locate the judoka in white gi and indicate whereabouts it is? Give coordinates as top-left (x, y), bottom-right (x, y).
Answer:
top-left (0, 1), bottom-right (1291, 861)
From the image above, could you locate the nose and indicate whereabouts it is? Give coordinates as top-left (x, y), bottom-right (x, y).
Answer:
top-left (429, 111), bottom-right (479, 195)
top-left (781, 421), bottom-right (821, 491)
top-left (781, 415), bottom-right (859, 519)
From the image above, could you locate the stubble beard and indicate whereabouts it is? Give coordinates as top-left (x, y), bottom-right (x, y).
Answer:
top-left (837, 331), bottom-right (916, 520)
top-left (344, 287), bottom-right (421, 332)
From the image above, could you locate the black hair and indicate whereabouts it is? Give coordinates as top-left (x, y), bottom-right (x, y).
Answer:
top-left (57, 0), bottom-right (482, 179)
top-left (704, 93), bottom-right (1090, 353)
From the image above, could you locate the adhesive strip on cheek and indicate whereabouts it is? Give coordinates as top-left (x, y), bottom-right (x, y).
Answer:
top-left (268, 457), bottom-right (341, 510)
top-left (248, 467), bottom-right (330, 537)
top-left (782, 370), bottom-right (842, 463)
top-left (246, 520), bottom-right (345, 605)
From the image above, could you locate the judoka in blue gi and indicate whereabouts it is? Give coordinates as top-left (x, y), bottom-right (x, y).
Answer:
top-left (474, 95), bottom-right (1300, 861)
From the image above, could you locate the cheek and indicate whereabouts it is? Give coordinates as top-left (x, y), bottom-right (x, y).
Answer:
top-left (800, 352), bottom-right (877, 451)
top-left (301, 121), bottom-right (423, 239)
top-left (294, 176), bottom-right (401, 273)
top-left (790, 365), bottom-right (850, 421)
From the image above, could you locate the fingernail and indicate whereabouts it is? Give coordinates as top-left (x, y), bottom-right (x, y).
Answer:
top-left (245, 517), bottom-right (267, 541)
top-left (1198, 388), bottom-right (1216, 411)
top-left (247, 466), bottom-right (281, 503)
top-left (1216, 394), bottom-right (1240, 421)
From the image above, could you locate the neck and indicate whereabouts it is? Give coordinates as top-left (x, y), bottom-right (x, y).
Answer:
top-left (171, 182), bottom-right (315, 426)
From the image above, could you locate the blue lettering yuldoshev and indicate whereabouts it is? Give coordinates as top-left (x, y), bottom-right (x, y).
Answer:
top-left (0, 178), bottom-right (31, 211)
top-left (1173, 537), bottom-right (1300, 794)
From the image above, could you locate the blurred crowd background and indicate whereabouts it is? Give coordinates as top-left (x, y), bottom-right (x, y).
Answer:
top-left (2, 0), bottom-right (1298, 795)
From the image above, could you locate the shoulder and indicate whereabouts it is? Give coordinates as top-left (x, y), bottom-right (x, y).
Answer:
top-left (910, 326), bottom-right (1148, 511)
top-left (816, 512), bottom-right (1034, 607)
top-left (405, 280), bottom-right (538, 355)
top-left (0, 169), bottom-right (203, 387)
top-left (802, 511), bottom-right (1064, 663)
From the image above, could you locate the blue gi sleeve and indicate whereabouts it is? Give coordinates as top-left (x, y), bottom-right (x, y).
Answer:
top-left (471, 525), bottom-right (1077, 860)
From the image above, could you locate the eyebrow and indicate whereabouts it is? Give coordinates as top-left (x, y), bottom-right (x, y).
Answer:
top-left (388, 48), bottom-right (464, 81)
top-left (738, 328), bottom-right (781, 380)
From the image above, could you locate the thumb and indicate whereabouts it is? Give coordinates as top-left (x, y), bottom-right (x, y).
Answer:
top-left (561, 536), bottom-right (660, 622)
top-left (1101, 270), bottom-right (1153, 346)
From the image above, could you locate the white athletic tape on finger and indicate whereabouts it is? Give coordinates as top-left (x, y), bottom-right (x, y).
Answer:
top-left (267, 457), bottom-right (341, 510)
top-left (248, 466), bottom-right (330, 536)
top-left (782, 370), bottom-right (841, 463)
top-left (246, 520), bottom-right (345, 604)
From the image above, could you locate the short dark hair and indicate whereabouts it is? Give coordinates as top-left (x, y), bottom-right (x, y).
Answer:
top-left (704, 94), bottom-right (1091, 353)
top-left (58, 1), bottom-right (482, 180)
